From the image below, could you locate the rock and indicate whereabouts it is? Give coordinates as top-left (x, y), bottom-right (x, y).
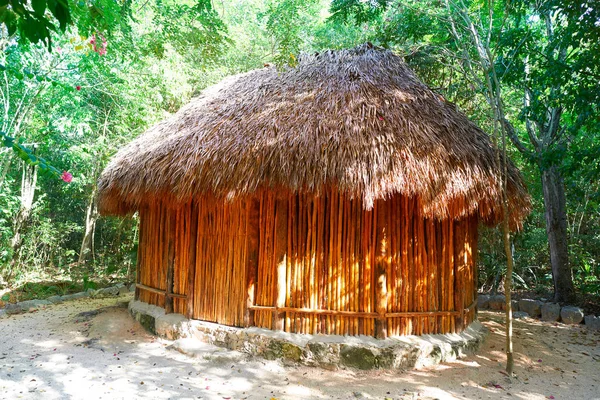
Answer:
top-left (263, 340), bottom-right (282, 360)
top-left (93, 286), bottom-right (120, 298)
top-left (584, 315), bottom-right (600, 330)
top-left (4, 304), bottom-right (17, 314)
top-left (263, 340), bottom-right (302, 362)
top-left (511, 300), bottom-right (519, 312)
top-left (541, 303), bottom-right (561, 321)
top-left (140, 313), bottom-right (157, 334)
top-left (105, 286), bottom-right (120, 296)
top-left (561, 306), bottom-right (584, 324)
top-left (340, 346), bottom-right (377, 370)
top-left (513, 311), bottom-right (529, 319)
top-left (47, 295), bottom-right (63, 304)
top-left (115, 283), bottom-right (125, 289)
top-left (129, 300), bottom-right (166, 334)
top-left (118, 286), bottom-right (129, 296)
top-left (155, 313), bottom-right (188, 340)
top-left (5, 299), bottom-right (51, 314)
top-left (519, 299), bottom-right (542, 317)
top-left (0, 309), bottom-right (7, 319)
top-left (5, 303), bottom-right (23, 314)
top-left (129, 283), bottom-right (136, 292)
top-left (20, 299), bottom-right (51, 311)
top-left (62, 292), bottom-right (88, 301)
top-left (488, 295), bottom-right (506, 310)
top-left (477, 295), bottom-right (490, 310)
top-left (281, 342), bottom-right (303, 362)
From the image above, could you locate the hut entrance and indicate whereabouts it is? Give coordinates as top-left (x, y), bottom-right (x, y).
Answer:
top-left (135, 189), bottom-right (478, 338)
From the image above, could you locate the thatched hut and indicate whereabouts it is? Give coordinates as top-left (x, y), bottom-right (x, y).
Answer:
top-left (98, 44), bottom-right (529, 339)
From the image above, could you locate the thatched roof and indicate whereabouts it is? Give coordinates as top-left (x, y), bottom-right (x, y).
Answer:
top-left (98, 44), bottom-right (530, 228)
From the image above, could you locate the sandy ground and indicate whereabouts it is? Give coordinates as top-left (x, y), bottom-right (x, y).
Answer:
top-left (0, 295), bottom-right (599, 400)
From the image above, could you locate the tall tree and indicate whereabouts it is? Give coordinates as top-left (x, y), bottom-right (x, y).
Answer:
top-left (334, 0), bottom-right (600, 303)
top-left (494, 0), bottom-right (599, 303)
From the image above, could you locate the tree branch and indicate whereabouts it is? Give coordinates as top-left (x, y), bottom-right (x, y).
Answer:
top-left (502, 118), bottom-right (533, 157)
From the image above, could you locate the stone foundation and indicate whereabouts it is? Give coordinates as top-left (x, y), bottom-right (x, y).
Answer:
top-left (129, 300), bottom-right (487, 370)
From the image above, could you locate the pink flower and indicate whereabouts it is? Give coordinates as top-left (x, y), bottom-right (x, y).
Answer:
top-left (91, 33), bottom-right (108, 56)
top-left (61, 171), bottom-right (73, 183)
top-left (76, 86), bottom-right (81, 91)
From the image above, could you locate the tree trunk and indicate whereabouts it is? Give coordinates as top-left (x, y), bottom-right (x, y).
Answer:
top-left (5, 160), bottom-right (38, 282)
top-left (78, 186), bottom-right (99, 267)
top-left (502, 196), bottom-right (514, 376)
top-left (541, 165), bottom-right (575, 303)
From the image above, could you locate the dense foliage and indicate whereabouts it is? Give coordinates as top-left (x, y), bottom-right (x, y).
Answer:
top-left (0, 0), bottom-right (598, 301)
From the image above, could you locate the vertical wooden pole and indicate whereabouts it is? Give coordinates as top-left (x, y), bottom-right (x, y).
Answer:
top-left (407, 198), bottom-right (415, 335)
top-left (186, 201), bottom-right (199, 319)
top-left (244, 198), bottom-right (260, 327)
top-left (448, 218), bottom-right (455, 333)
top-left (273, 197), bottom-right (288, 331)
top-left (135, 207), bottom-right (145, 301)
top-left (454, 220), bottom-right (464, 332)
top-left (401, 196), bottom-right (409, 335)
top-left (375, 201), bottom-right (389, 339)
top-left (165, 207), bottom-right (176, 314)
top-left (472, 216), bottom-right (479, 318)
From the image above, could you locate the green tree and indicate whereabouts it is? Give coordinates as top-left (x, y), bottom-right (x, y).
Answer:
top-left (332, 0), bottom-right (600, 303)
top-left (0, 0), bottom-right (231, 283)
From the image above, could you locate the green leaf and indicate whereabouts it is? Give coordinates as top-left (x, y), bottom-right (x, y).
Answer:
top-left (21, 17), bottom-right (41, 43)
top-left (4, 10), bottom-right (17, 36)
top-left (8, 0), bottom-right (26, 15)
top-left (32, 0), bottom-right (46, 16)
top-left (50, 0), bottom-right (70, 31)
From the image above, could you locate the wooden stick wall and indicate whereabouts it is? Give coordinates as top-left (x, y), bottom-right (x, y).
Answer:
top-left (136, 189), bottom-right (478, 337)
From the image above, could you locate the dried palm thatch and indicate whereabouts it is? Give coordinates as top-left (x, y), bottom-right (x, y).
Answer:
top-left (98, 44), bottom-right (530, 228)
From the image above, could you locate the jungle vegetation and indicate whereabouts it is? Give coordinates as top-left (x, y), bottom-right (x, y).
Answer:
top-left (0, 0), bottom-right (598, 305)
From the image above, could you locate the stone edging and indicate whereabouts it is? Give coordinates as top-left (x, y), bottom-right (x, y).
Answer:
top-left (478, 294), bottom-right (600, 329)
top-left (128, 299), bottom-right (487, 370)
top-left (0, 283), bottom-right (135, 318)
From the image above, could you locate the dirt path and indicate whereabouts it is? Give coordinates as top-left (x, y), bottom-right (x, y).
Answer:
top-left (0, 296), bottom-right (598, 400)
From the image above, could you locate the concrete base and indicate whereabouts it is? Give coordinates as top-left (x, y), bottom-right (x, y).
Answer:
top-left (129, 300), bottom-right (487, 370)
